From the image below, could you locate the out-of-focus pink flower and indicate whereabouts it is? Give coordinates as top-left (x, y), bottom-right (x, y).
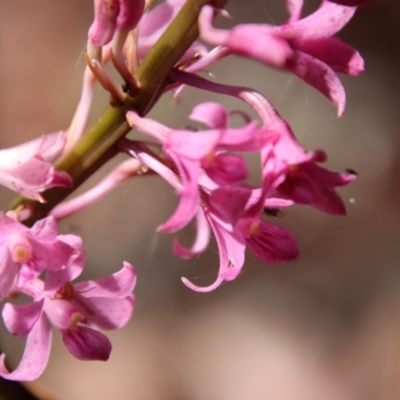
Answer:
top-left (0, 133), bottom-right (71, 202)
top-left (88, 0), bottom-right (145, 56)
top-left (137, 0), bottom-right (207, 61)
top-left (0, 261), bottom-right (136, 381)
top-left (0, 214), bottom-right (82, 299)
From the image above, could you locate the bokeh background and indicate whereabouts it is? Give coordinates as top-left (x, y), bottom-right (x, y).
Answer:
top-left (1, 0), bottom-right (400, 399)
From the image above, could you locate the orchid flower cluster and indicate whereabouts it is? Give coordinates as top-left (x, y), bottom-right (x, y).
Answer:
top-left (0, 0), bottom-right (369, 383)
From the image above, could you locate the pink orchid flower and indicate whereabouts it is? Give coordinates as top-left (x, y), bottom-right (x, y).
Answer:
top-left (126, 102), bottom-right (275, 232)
top-left (0, 213), bottom-right (82, 299)
top-left (0, 132), bottom-right (71, 202)
top-left (199, 0), bottom-right (364, 115)
top-left (177, 186), bottom-right (299, 292)
top-left (0, 259), bottom-right (136, 381)
top-left (263, 119), bottom-right (357, 215)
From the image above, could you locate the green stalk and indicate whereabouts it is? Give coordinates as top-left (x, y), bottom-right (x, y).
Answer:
top-left (8, 0), bottom-right (226, 225)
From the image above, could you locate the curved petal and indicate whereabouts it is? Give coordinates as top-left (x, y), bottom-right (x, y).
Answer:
top-left (74, 262), bottom-right (136, 298)
top-left (61, 325), bottom-right (111, 361)
top-left (280, 1), bottom-right (356, 39)
top-left (166, 129), bottom-right (220, 160)
top-left (189, 102), bottom-right (229, 129)
top-left (285, 0), bottom-right (303, 22)
top-left (287, 51), bottom-right (346, 116)
top-left (44, 233), bottom-right (85, 292)
top-left (0, 250), bottom-right (17, 299)
top-left (295, 37), bottom-right (364, 75)
top-left (327, 0), bottom-right (375, 6)
top-left (173, 209), bottom-right (210, 258)
top-left (2, 300), bottom-right (45, 337)
top-left (82, 295), bottom-right (134, 329)
top-left (0, 314), bottom-right (51, 381)
top-left (182, 213), bottom-right (246, 292)
top-left (30, 216), bottom-right (58, 240)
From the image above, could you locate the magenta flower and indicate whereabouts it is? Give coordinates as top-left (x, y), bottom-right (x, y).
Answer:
top-left (177, 186), bottom-right (299, 292)
top-left (263, 120), bottom-right (357, 215)
top-left (137, 0), bottom-right (207, 61)
top-left (88, 0), bottom-right (145, 56)
top-left (0, 133), bottom-right (71, 202)
top-left (0, 213), bottom-right (82, 299)
top-left (126, 102), bottom-right (275, 232)
top-left (0, 260), bottom-right (136, 381)
top-left (199, 0), bottom-right (364, 115)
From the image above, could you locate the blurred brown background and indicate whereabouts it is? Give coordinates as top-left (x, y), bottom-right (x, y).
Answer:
top-left (0, 0), bottom-right (400, 399)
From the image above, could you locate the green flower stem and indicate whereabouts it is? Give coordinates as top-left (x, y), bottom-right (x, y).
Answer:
top-left (9, 0), bottom-right (226, 226)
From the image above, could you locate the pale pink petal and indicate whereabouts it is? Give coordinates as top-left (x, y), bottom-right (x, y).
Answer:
top-left (126, 111), bottom-right (170, 142)
top-left (173, 209), bottom-right (210, 258)
top-left (61, 325), bottom-right (111, 361)
top-left (295, 37), bottom-right (364, 75)
top-left (287, 51), bottom-right (346, 115)
top-left (166, 129), bottom-right (220, 160)
top-left (73, 262), bottom-right (136, 298)
top-left (88, 0), bottom-right (119, 47)
top-left (0, 314), bottom-right (51, 381)
top-left (81, 296), bottom-right (134, 329)
top-left (182, 214), bottom-right (246, 292)
top-left (0, 250), bottom-right (17, 299)
top-left (189, 102), bottom-right (229, 129)
top-left (285, 0), bottom-right (303, 22)
top-left (199, 6), bottom-right (293, 68)
top-left (280, 1), bottom-right (356, 39)
top-left (29, 216), bottom-right (58, 240)
top-left (2, 300), bottom-right (45, 338)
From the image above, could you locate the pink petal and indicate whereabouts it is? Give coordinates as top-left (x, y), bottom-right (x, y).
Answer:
top-left (166, 129), bottom-right (220, 160)
top-left (209, 186), bottom-right (251, 226)
top-left (280, 1), bottom-right (356, 39)
top-left (287, 51), bottom-right (346, 115)
top-left (218, 123), bottom-right (274, 152)
top-left (295, 37), bottom-right (364, 75)
top-left (116, 0), bottom-right (145, 31)
top-left (205, 154), bottom-right (248, 185)
top-left (2, 300), bottom-right (45, 338)
top-left (199, 6), bottom-right (293, 68)
top-left (182, 213), bottom-right (246, 292)
top-left (327, 0), bottom-right (375, 5)
top-left (189, 102), bottom-right (229, 129)
top-left (0, 250), bottom-right (17, 299)
top-left (88, 0), bottom-right (119, 47)
top-left (62, 326), bottom-right (111, 361)
top-left (0, 314), bottom-right (51, 381)
top-left (238, 219), bottom-right (299, 263)
top-left (73, 262), bottom-right (136, 298)
top-left (173, 209), bottom-right (210, 258)
top-left (81, 296), bottom-right (134, 329)
top-left (284, 0), bottom-right (303, 22)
